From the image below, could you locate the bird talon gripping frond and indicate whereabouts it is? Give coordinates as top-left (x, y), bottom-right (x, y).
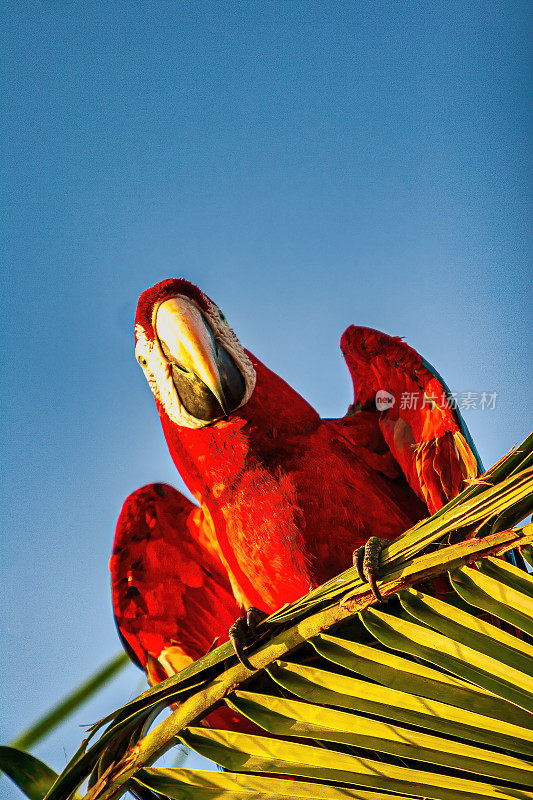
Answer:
top-left (228, 619), bottom-right (255, 671)
top-left (228, 607), bottom-right (267, 670)
top-left (353, 537), bottom-right (388, 603)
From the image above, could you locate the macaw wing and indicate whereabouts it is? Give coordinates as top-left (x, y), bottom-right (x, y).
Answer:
top-left (110, 483), bottom-right (242, 684)
top-left (340, 326), bottom-right (482, 514)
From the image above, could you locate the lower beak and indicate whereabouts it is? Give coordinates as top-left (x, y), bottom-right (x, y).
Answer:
top-left (155, 297), bottom-right (245, 422)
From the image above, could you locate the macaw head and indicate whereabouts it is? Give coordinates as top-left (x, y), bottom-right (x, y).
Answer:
top-left (135, 279), bottom-right (256, 428)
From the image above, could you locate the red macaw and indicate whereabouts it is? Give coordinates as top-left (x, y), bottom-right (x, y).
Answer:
top-left (133, 279), bottom-right (482, 648)
top-left (110, 482), bottom-right (257, 730)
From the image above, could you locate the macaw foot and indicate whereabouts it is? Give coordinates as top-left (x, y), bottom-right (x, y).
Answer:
top-left (353, 536), bottom-right (389, 602)
top-left (229, 606), bottom-right (267, 670)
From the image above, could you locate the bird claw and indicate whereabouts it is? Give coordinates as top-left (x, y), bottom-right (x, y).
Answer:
top-left (228, 606), bottom-right (267, 669)
top-left (353, 537), bottom-right (389, 602)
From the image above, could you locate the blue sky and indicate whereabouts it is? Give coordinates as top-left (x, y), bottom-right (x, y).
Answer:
top-left (1, 1), bottom-right (531, 791)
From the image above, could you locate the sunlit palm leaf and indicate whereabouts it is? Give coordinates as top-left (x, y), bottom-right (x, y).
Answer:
top-left (180, 727), bottom-right (531, 800)
top-left (451, 560), bottom-right (533, 635)
top-left (133, 768), bottom-right (418, 799)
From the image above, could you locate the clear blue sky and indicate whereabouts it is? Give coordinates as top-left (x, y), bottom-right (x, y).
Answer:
top-left (1, 1), bottom-right (531, 792)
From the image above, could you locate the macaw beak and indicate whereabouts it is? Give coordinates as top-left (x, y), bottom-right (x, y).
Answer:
top-left (155, 297), bottom-right (246, 422)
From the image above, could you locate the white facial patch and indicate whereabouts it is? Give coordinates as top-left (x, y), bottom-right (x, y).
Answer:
top-left (134, 323), bottom-right (206, 428)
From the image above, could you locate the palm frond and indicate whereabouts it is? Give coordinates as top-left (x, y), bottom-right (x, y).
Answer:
top-left (12, 433), bottom-right (533, 800)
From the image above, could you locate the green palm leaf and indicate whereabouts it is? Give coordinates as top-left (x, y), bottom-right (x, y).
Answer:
top-left (451, 562), bottom-right (533, 636)
top-left (180, 727), bottom-right (532, 800)
top-left (0, 747), bottom-right (82, 800)
top-left (267, 659), bottom-right (533, 752)
top-left (133, 768), bottom-right (419, 799)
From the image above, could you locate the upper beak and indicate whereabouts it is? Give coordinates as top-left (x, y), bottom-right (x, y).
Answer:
top-left (155, 296), bottom-right (245, 421)
top-left (156, 297), bottom-right (228, 412)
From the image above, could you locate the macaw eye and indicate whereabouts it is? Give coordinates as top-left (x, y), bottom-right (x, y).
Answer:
top-left (219, 311), bottom-right (227, 323)
top-left (138, 355), bottom-right (148, 367)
